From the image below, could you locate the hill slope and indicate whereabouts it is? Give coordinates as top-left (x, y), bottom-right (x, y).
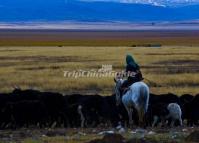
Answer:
top-left (0, 0), bottom-right (199, 22)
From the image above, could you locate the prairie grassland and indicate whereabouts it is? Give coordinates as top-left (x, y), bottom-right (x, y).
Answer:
top-left (0, 46), bottom-right (199, 95)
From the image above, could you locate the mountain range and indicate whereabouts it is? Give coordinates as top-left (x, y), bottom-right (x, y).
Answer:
top-left (79, 0), bottom-right (199, 7)
top-left (0, 0), bottom-right (199, 22)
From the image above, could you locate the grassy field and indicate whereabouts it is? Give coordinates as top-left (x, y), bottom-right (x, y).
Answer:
top-left (0, 128), bottom-right (199, 143)
top-left (0, 46), bottom-right (199, 95)
top-left (0, 127), bottom-right (196, 143)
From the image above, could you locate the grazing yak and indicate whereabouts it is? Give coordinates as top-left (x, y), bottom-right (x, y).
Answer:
top-left (102, 95), bottom-right (128, 127)
top-left (179, 94), bottom-right (194, 123)
top-left (66, 94), bottom-right (127, 128)
top-left (166, 103), bottom-right (182, 127)
top-left (2, 100), bottom-right (47, 128)
top-left (64, 94), bottom-right (84, 127)
top-left (75, 94), bottom-right (103, 127)
top-left (183, 94), bottom-right (199, 126)
top-left (148, 93), bottom-right (183, 127)
top-left (148, 102), bottom-right (182, 127)
top-left (147, 102), bottom-right (169, 127)
top-left (39, 91), bottom-right (67, 127)
top-left (180, 94), bottom-right (194, 104)
top-left (0, 89), bottom-right (68, 128)
top-left (0, 93), bottom-right (12, 129)
top-left (0, 88), bottom-right (199, 129)
top-left (11, 88), bottom-right (41, 101)
top-left (149, 93), bottom-right (180, 105)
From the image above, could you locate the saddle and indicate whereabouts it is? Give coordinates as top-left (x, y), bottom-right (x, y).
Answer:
top-left (121, 70), bottom-right (144, 94)
top-left (128, 70), bottom-right (143, 84)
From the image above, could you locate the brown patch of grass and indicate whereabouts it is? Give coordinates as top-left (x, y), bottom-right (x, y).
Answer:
top-left (1, 30), bottom-right (199, 46)
top-left (153, 59), bottom-right (199, 66)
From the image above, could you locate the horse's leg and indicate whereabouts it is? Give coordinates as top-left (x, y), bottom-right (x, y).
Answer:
top-left (138, 110), bottom-right (144, 127)
top-left (179, 118), bottom-right (183, 126)
top-left (128, 108), bottom-right (133, 127)
top-left (125, 105), bottom-right (133, 128)
top-left (171, 119), bottom-right (175, 127)
top-left (137, 107), bottom-right (146, 127)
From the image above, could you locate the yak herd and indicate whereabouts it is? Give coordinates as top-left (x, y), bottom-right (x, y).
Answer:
top-left (0, 88), bottom-right (199, 129)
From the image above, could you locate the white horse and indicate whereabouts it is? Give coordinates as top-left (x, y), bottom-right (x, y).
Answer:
top-left (114, 78), bottom-right (150, 127)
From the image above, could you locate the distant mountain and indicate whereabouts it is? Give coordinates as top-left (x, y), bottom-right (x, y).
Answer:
top-left (79, 0), bottom-right (199, 7)
top-left (0, 0), bottom-right (199, 22)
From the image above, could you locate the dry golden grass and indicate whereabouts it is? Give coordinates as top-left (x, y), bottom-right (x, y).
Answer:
top-left (0, 46), bottom-right (199, 95)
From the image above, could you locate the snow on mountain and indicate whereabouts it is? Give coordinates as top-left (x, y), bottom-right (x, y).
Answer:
top-left (78, 0), bottom-right (199, 7)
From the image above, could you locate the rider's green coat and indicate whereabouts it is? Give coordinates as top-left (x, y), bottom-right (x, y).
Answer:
top-left (126, 54), bottom-right (139, 72)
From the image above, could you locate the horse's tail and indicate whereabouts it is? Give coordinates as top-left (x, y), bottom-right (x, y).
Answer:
top-left (138, 84), bottom-right (149, 126)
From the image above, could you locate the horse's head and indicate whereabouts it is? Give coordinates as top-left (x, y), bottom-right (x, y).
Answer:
top-left (114, 77), bottom-right (124, 106)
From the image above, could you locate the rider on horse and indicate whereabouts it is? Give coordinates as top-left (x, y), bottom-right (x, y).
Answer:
top-left (121, 54), bottom-right (143, 91)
